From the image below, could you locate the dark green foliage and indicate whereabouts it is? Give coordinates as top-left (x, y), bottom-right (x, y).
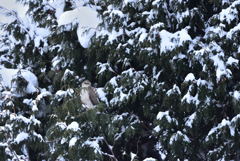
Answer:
top-left (1, 0), bottom-right (240, 160)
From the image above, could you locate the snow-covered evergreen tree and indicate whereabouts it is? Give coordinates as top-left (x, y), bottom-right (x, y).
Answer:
top-left (1, 0), bottom-right (240, 160)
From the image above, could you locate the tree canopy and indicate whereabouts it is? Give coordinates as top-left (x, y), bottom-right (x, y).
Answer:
top-left (1, 0), bottom-right (240, 160)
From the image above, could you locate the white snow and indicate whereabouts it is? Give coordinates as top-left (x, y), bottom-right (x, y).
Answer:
top-left (166, 84), bottom-right (181, 96)
top-left (97, 62), bottom-right (115, 74)
top-left (110, 9), bottom-right (124, 18)
top-left (36, 89), bottom-right (52, 101)
top-left (33, 27), bottom-right (51, 49)
top-left (155, 142), bottom-right (166, 160)
top-left (62, 69), bottom-right (74, 81)
top-left (69, 137), bottom-right (78, 147)
top-left (96, 88), bottom-right (108, 105)
top-left (113, 113), bottom-right (129, 122)
top-left (157, 111), bottom-right (172, 123)
top-left (108, 71), bottom-right (146, 106)
top-left (205, 26), bottom-right (227, 39)
top-left (185, 112), bottom-right (196, 128)
top-left (130, 152), bottom-right (137, 161)
top-left (0, 67), bottom-right (38, 94)
top-left (10, 114), bottom-right (30, 124)
top-left (123, 0), bottom-right (137, 4)
top-left (15, 132), bottom-right (29, 144)
top-left (67, 121), bottom-right (79, 132)
top-left (77, 27), bottom-right (95, 48)
top-left (23, 99), bottom-right (33, 106)
top-left (210, 51), bottom-right (232, 82)
top-left (109, 77), bottom-right (118, 87)
top-left (55, 90), bottom-right (68, 97)
top-left (58, 9), bottom-right (78, 26)
top-left (211, 55), bottom-right (231, 81)
top-left (56, 155), bottom-right (66, 161)
top-left (227, 23), bottom-right (240, 39)
top-left (30, 115), bottom-right (41, 126)
top-left (219, 2), bottom-right (238, 24)
top-left (182, 90), bottom-right (200, 105)
top-left (48, 0), bottom-right (65, 19)
top-left (184, 73), bottom-right (195, 82)
top-left (51, 56), bottom-right (62, 70)
top-left (58, 6), bottom-right (101, 48)
top-left (143, 157), bottom-right (157, 161)
top-left (153, 125), bottom-right (160, 132)
top-left (0, 143), bottom-right (8, 147)
top-left (61, 138), bottom-right (67, 144)
top-left (138, 28), bottom-right (148, 42)
top-left (75, 7), bottom-right (100, 28)
top-left (233, 91), bottom-right (240, 100)
top-left (206, 118), bottom-right (235, 141)
top-left (169, 131), bottom-right (190, 145)
top-left (175, 9), bottom-right (190, 24)
top-left (56, 122), bottom-right (67, 130)
top-left (55, 89), bottom-right (74, 101)
top-left (32, 100), bottom-right (38, 112)
top-left (226, 56), bottom-right (239, 66)
top-left (159, 28), bottom-right (191, 54)
top-left (96, 28), bottom-right (124, 44)
top-left (0, 0), bottom-right (28, 24)
top-left (83, 137), bottom-right (103, 154)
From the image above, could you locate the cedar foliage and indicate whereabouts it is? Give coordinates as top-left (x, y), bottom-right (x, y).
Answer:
top-left (0, 0), bottom-right (240, 160)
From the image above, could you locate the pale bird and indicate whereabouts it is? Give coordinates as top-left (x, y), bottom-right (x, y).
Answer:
top-left (80, 80), bottom-right (99, 109)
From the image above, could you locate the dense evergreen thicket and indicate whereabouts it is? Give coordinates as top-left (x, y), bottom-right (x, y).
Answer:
top-left (1, 0), bottom-right (240, 160)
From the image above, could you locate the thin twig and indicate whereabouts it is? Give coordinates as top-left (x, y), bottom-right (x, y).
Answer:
top-left (103, 138), bottom-right (118, 161)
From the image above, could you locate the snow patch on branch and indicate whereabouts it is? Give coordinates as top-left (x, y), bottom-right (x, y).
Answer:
top-left (67, 121), bottom-right (80, 132)
top-left (0, 67), bottom-right (38, 95)
top-left (159, 28), bottom-right (191, 54)
top-left (69, 137), bottom-right (78, 147)
top-left (15, 132), bottom-right (29, 144)
top-left (58, 6), bottom-right (101, 48)
top-left (82, 137), bottom-right (104, 154)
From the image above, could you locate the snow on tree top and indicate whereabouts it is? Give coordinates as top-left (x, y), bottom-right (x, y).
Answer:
top-left (14, 132), bottom-right (29, 144)
top-left (96, 28), bottom-right (124, 44)
top-left (227, 22), bottom-right (240, 39)
top-left (77, 27), bottom-right (95, 48)
top-left (206, 118), bottom-right (235, 141)
top-left (96, 88), bottom-right (108, 105)
top-left (56, 122), bottom-right (67, 130)
top-left (159, 28), bottom-right (191, 54)
top-left (233, 91), bottom-right (240, 100)
top-left (184, 73), bottom-right (195, 82)
top-left (58, 6), bottom-right (101, 48)
top-left (169, 131), bottom-right (190, 145)
top-left (69, 137), bottom-right (78, 147)
top-left (227, 56), bottom-right (239, 66)
top-left (67, 121), bottom-right (80, 132)
top-left (82, 137), bottom-right (104, 154)
top-left (185, 112), bottom-right (196, 128)
top-left (210, 54), bottom-right (232, 82)
top-left (143, 157), bottom-right (158, 161)
top-left (0, 67), bottom-right (38, 95)
top-left (123, 0), bottom-right (137, 5)
top-left (166, 84), bottom-right (181, 96)
top-left (219, 0), bottom-right (240, 24)
top-left (182, 88), bottom-right (200, 105)
top-left (157, 111), bottom-right (171, 122)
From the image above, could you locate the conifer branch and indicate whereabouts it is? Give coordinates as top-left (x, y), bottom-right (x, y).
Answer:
top-left (103, 138), bottom-right (118, 161)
